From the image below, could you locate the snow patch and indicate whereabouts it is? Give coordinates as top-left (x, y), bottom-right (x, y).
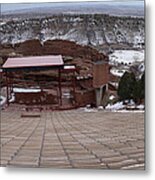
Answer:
top-left (105, 100), bottom-right (144, 112)
top-left (0, 22), bottom-right (6, 25)
top-left (9, 93), bottom-right (15, 103)
top-left (138, 63), bottom-right (145, 72)
top-left (0, 96), bottom-right (6, 106)
top-left (137, 104), bottom-right (144, 110)
top-left (13, 88), bottom-right (41, 93)
top-left (109, 95), bottom-right (115, 100)
top-left (116, 110), bottom-right (144, 113)
top-left (109, 50), bottom-right (144, 65)
top-left (105, 101), bottom-right (125, 111)
top-left (84, 108), bottom-right (98, 113)
top-left (64, 65), bottom-right (76, 69)
top-left (98, 106), bottom-right (104, 110)
top-left (110, 68), bottom-right (127, 77)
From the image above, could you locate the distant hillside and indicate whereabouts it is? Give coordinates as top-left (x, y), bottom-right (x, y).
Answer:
top-left (0, 14), bottom-right (145, 54)
top-left (1, 1), bottom-right (144, 17)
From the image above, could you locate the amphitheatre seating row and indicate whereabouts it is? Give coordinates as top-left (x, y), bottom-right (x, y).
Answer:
top-left (15, 91), bottom-right (58, 105)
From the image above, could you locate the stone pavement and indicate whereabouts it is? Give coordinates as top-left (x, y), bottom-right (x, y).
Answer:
top-left (0, 107), bottom-right (145, 169)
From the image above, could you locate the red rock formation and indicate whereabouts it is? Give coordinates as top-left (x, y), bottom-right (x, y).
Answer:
top-left (13, 39), bottom-right (108, 61)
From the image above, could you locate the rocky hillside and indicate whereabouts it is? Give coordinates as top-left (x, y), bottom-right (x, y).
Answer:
top-left (0, 14), bottom-right (145, 53)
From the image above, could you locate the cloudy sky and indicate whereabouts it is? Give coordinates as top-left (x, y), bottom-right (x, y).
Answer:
top-left (1, 0), bottom-right (144, 13)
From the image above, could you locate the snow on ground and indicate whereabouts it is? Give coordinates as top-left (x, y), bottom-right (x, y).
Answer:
top-left (116, 110), bottom-right (144, 113)
top-left (13, 88), bottom-right (41, 93)
top-left (109, 95), bottom-right (115, 100)
top-left (64, 65), bottom-right (76, 69)
top-left (138, 62), bottom-right (145, 72)
top-left (110, 68), bottom-right (127, 77)
top-left (62, 92), bottom-right (72, 99)
top-left (105, 101), bottom-right (144, 112)
top-left (109, 50), bottom-right (144, 65)
top-left (0, 96), bottom-right (6, 106)
top-left (105, 101), bottom-right (125, 111)
top-left (9, 93), bottom-right (15, 103)
top-left (109, 82), bottom-right (119, 88)
top-left (79, 102), bottom-right (144, 113)
top-left (137, 104), bottom-right (145, 110)
top-left (0, 22), bottom-right (6, 25)
top-left (84, 108), bottom-right (98, 113)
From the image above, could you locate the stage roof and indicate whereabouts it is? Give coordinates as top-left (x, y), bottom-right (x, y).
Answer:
top-left (2, 55), bottom-right (64, 69)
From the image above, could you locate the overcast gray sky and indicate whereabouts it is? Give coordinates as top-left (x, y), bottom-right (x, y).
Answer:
top-left (1, 1), bottom-right (144, 13)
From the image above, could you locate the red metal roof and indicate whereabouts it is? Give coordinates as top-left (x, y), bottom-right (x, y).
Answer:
top-left (2, 55), bottom-right (64, 69)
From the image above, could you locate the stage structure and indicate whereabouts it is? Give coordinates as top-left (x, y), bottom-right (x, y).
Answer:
top-left (2, 55), bottom-right (77, 110)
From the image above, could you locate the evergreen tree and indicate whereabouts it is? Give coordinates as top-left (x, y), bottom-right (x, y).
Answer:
top-left (118, 72), bottom-right (145, 104)
top-left (133, 80), bottom-right (142, 104)
top-left (133, 72), bottom-right (145, 103)
top-left (118, 72), bottom-right (136, 101)
top-left (140, 72), bottom-right (145, 99)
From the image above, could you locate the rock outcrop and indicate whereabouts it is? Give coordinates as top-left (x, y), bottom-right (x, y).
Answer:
top-left (0, 14), bottom-right (145, 53)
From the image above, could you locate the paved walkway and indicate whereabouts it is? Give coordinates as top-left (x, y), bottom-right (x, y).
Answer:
top-left (0, 107), bottom-right (145, 169)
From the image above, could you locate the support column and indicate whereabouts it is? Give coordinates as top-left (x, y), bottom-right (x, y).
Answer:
top-left (8, 72), bottom-right (12, 99)
top-left (58, 68), bottom-right (62, 106)
top-left (6, 71), bottom-right (9, 106)
top-left (95, 85), bottom-right (104, 107)
top-left (95, 84), bottom-right (109, 108)
top-left (72, 71), bottom-right (76, 104)
top-left (95, 84), bottom-right (108, 107)
top-left (10, 76), bottom-right (13, 93)
top-left (105, 83), bottom-right (108, 92)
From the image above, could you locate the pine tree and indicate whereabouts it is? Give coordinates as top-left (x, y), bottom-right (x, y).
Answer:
top-left (140, 72), bottom-right (145, 99)
top-left (133, 80), bottom-right (142, 104)
top-left (118, 72), bottom-right (136, 101)
top-left (134, 72), bottom-right (145, 103)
